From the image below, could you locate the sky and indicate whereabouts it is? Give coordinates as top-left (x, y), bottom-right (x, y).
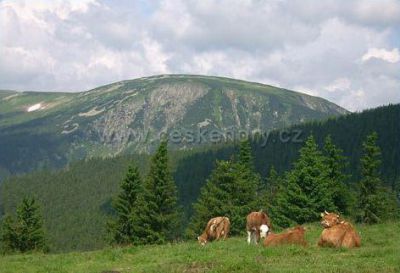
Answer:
top-left (0, 0), bottom-right (399, 111)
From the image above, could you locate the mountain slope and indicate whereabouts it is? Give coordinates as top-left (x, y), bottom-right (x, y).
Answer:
top-left (0, 75), bottom-right (348, 176)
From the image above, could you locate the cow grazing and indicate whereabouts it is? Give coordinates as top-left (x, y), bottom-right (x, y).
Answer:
top-left (318, 211), bottom-right (361, 248)
top-left (197, 216), bottom-right (230, 245)
top-left (246, 211), bottom-right (271, 244)
top-left (263, 226), bottom-right (307, 247)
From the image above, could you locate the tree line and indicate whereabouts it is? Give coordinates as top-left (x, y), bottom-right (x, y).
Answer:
top-left (1, 132), bottom-right (398, 252)
top-left (108, 132), bottom-right (399, 246)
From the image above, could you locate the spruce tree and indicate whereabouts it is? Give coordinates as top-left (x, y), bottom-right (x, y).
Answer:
top-left (186, 160), bottom-right (236, 238)
top-left (188, 140), bottom-right (261, 236)
top-left (134, 140), bottom-right (181, 244)
top-left (323, 135), bottom-right (353, 214)
top-left (272, 135), bottom-right (335, 227)
top-left (15, 198), bottom-right (46, 252)
top-left (357, 132), bottom-right (398, 223)
top-left (238, 138), bottom-right (254, 170)
top-left (232, 139), bottom-right (262, 233)
top-left (108, 164), bottom-right (143, 245)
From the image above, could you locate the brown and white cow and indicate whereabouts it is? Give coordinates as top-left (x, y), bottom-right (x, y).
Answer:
top-left (263, 226), bottom-right (307, 247)
top-left (318, 211), bottom-right (361, 248)
top-left (246, 211), bottom-right (271, 244)
top-left (197, 216), bottom-right (230, 246)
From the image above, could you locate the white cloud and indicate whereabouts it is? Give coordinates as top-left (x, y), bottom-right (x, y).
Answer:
top-left (362, 48), bottom-right (400, 63)
top-left (325, 78), bottom-right (352, 92)
top-left (0, 0), bottom-right (399, 110)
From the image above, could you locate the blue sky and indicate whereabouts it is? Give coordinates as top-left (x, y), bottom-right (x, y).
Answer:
top-left (0, 0), bottom-right (399, 111)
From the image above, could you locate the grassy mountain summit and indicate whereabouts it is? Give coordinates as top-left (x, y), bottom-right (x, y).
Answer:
top-left (0, 75), bottom-right (348, 176)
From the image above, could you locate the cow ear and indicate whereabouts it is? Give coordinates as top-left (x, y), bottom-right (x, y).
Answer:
top-left (320, 212), bottom-right (324, 218)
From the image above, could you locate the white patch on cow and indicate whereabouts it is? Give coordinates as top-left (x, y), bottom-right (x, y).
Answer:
top-left (247, 231), bottom-right (251, 244)
top-left (27, 103), bottom-right (42, 112)
top-left (260, 224), bottom-right (269, 238)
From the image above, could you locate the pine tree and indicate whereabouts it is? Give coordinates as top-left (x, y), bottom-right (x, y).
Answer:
top-left (0, 215), bottom-right (18, 253)
top-left (134, 140), bottom-right (181, 244)
top-left (323, 135), bottom-right (353, 214)
top-left (186, 160), bottom-right (236, 238)
top-left (232, 139), bottom-right (262, 233)
top-left (272, 135), bottom-right (335, 227)
top-left (108, 164), bottom-right (143, 245)
top-left (238, 138), bottom-right (254, 170)
top-left (188, 140), bottom-right (261, 236)
top-left (15, 198), bottom-right (47, 252)
top-left (357, 132), bottom-right (398, 223)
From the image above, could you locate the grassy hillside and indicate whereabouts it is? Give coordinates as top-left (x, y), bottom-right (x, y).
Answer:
top-left (0, 74), bottom-right (347, 176)
top-left (0, 222), bottom-right (399, 273)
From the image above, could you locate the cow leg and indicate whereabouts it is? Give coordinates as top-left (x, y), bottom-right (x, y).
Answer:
top-left (247, 231), bottom-right (251, 244)
top-left (254, 230), bottom-right (260, 245)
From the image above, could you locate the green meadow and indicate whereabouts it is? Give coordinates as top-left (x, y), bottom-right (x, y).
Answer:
top-left (1, 222), bottom-right (399, 273)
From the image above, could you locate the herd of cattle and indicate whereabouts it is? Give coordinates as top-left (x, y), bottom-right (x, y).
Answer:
top-left (197, 210), bottom-right (361, 248)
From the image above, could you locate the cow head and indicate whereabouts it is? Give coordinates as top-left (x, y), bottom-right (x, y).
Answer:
top-left (320, 211), bottom-right (340, 228)
top-left (259, 224), bottom-right (270, 238)
top-left (197, 235), bottom-right (207, 246)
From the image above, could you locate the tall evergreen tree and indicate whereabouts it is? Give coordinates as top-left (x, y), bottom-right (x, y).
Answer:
top-left (238, 138), bottom-right (254, 170)
top-left (357, 132), bottom-right (398, 223)
top-left (188, 140), bottom-right (261, 236)
top-left (228, 140), bottom-right (261, 234)
top-left (15, 198), bottom-right (47, 252)
top-left (272, 135), bottom-right (335, 227)
top-left (1, 198), bottom-right (47, 253)
top-left (323, 135), bottom-right (353, 214)
top-left (133, 140), bottom-right (181, 244)
top-left (186, 160), bottom-right (236, 238)
top-left (108, 164), bottom-right (143, 245)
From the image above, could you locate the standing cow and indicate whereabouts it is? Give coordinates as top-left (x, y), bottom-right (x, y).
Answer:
top-left (246, 211), bottom-right (271, 244)
top-left (318, 211), bottom-right (361, 248)
top-left (197, 216), bottom-right (230, 246)
top-left (263, 226), bottom-right (307, 247)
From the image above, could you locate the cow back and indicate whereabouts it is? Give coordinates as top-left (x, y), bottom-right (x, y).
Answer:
top-left (264, 226), bottom-right (306, 247)
top-left (246, 211), bottom-right (271, 231)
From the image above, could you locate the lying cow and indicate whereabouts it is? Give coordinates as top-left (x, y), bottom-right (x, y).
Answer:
top-left (318, 211), bottom-right (361, 248)
top-left (197, 216), bottom-right (230, 245)
top-left (246, 211), bottom-right (271, 244)
top-left (263, 226), bottom-right (307, 247)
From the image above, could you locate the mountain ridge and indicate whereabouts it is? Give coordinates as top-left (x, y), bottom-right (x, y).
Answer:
top-left (0, 74), bottom-right (348, 176)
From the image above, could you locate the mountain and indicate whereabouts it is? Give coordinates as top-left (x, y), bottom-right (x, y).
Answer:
top-left (1, 104), bottom-right (397, 252)
top-left (0, 75), bottom-right (347, 177)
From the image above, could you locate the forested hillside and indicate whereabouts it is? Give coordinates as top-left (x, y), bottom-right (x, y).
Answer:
top-left (0, 104), bottom-right (398, 252)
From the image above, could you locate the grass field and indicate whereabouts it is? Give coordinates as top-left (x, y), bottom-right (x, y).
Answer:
top-left (1, 222), bottom-right (399, 273)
